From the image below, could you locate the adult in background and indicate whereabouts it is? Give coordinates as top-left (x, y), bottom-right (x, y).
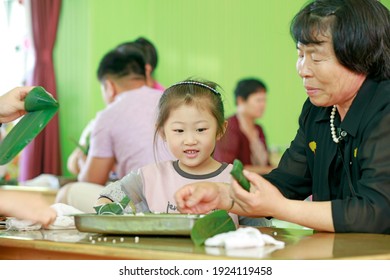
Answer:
top-left (67, 37), bottom-right (165, 176)
top-left (175, 0), bottom-right (390, 234)
top-left (214, 78), bottom-right (274, 174)
top-left (56, 48), bottom-right (173, 212)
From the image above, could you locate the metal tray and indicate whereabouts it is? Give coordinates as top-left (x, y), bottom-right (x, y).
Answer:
top-left (74, 213), bottom-right (204, 236)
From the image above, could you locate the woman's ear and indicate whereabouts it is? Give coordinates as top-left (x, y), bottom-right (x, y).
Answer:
top-left (236, 96), bottom-right (246, 113)
top-left (236, 96), bottom-right (245, 105)
top-left (216, 120), bottom-right (228, 140)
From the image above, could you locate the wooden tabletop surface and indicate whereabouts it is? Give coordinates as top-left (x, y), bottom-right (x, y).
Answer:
top-left (0, 227), bottom-right (389, 260)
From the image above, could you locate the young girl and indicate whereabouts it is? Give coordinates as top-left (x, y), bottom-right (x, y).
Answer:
top-left (96, 79), bottom-right (270, 226)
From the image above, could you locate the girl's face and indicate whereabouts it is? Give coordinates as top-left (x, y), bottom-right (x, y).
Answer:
top-left (162, 103), bottom-right (222, 174)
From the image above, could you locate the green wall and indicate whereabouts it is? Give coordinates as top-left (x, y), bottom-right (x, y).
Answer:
top-left (54, 0), bottom-right (390, 176)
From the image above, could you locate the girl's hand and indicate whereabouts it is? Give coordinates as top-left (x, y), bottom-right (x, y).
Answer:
top-left (175, 182), bottom-right (231, 214)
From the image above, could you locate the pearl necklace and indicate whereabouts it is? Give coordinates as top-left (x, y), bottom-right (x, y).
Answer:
top-left (330, 105), bottom-right (342, 143)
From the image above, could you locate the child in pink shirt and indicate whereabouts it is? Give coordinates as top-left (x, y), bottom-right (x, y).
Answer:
top-left (96, 79), bottom-right (271, 227)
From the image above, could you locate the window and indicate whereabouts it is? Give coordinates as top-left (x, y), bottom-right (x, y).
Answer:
top-left (0, 0), bottom-right (30, 183)
top-left (0, 0), bottom-right (30, 94)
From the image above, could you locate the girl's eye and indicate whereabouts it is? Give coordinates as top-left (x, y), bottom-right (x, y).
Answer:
top-left (174, 129), bottom-right (184, 133)
top-left (197, 128), bottom-right (207, 132)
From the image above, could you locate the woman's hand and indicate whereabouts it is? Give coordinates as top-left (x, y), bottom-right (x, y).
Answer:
top-left (0, 86), bottom-right (34, 123)
top-left (230, 169), bottom-right (286, 217)
top-left (232, 170), bottom-right (334, 231)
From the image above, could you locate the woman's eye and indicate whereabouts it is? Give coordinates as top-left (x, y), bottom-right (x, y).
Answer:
top-left (174, 129), bottom-right (184, 133)
top-left (311, 54), bottom-right (324, 62)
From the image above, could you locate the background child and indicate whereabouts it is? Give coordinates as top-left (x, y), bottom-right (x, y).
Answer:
top-left (96, 79), bottom-right (271, 227)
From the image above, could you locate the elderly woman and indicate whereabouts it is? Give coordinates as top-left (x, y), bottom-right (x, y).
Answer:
top-left (175, 0), bottom-right (390, 234)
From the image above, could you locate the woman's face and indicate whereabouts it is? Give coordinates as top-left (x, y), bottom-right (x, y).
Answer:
top-left (296, 35), bottom-right (366, 110)
top-left (238, 90), bottom-right (267, 120)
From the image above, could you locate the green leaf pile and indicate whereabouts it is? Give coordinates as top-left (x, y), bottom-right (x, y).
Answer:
top-left (191, 210), bottom-right (236, 246)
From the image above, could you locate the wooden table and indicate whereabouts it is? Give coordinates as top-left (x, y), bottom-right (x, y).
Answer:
top-left (0, 227), bottom-right (389, 260)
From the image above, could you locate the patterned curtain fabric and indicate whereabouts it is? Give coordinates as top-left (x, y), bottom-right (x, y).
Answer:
top-left (19, 0), bottom-right (62, 181)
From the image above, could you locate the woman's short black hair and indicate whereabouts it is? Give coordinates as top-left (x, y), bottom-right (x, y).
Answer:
top-left (234, 78), bottom-right (267, 102)
top-left (290, 0), bottom-right (390, 81)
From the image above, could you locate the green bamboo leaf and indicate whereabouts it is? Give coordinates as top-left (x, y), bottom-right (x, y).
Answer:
top-left (0, 109), bottom-right (58, 165)
top-left (25, 86), bottom-right (59, 111)
top-left (230, 159), bottom-right (251, 191)
top-left (94, 196), bottom-right (131, 215)
top-left (0, 87), bottom-right (59, 165)
top-left (191, 210), bottom-right (236, 246)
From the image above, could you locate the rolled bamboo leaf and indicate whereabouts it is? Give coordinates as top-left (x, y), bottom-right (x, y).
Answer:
top-left (94, 196), bottom-right (131, 215)
top-left (191, 210), bottom-right (236, 246)
top-left (230, 159), bottom-right (251, 191)
top-left (0, 86), bottom-right (59, 165)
